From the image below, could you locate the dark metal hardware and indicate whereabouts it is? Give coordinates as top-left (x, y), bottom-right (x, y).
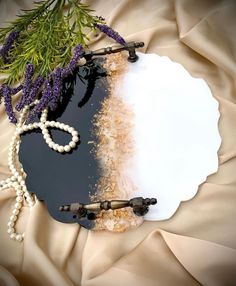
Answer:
top-left (82, 41), bottom-right (144, 64)
top-left (59, 196), bottom-right (157, 220)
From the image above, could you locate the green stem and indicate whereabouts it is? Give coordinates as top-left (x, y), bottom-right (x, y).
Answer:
top-left (19, 0), bottom-right (57, 30)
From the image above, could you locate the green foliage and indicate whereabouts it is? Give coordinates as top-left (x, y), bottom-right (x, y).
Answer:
top-left (0, 0), bottom-right (104, 85)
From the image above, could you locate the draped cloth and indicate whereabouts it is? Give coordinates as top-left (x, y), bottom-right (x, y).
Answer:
top-left (0, 0), bottom-right (236, 285)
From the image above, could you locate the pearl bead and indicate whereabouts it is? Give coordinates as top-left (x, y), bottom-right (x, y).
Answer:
top-left (64, 145), bottom-right (71, 152)
top-left (17, 176), bottom-right (23, 183)
top-left (13, 171), bottom-right (19, 177)
top-left (23, 126), bottom-right (28, 132)
top-left (10, 233), bottom-right (16, 240)
top-left (58, 146), bottom-right (64, 153)
top-left (16, 196), bottom-right (23, 202)
top-left (20, 181), bottom-right (25, 187)
top-left (16, 234), bottom-right (23, 242)
top-left (16, 185), bottom-right (21, 192)
top-left (46, 138), bottom-right (51, 145)
top-left (15, 203), bottom-right (22, 209)
top-left (69, 141), bottom-right (76, 148)
top-left (13, 182), bottom-right (18, 188)
top-left (22, 186), bottom-right (27, 192)
top-left (7, 221), bottom-right (14, 227)
top-left (9, 164), bottom-right (14, 171)
top-left (10, 215), bottom-right (17, 222)
top-left (29, 202), bottom-right (34, 208)
top-left (72, 136), bottom-right (79, 143)
top-left (7, 228), bottom-right (15, 234)
top-left (51, 143), bottom-right (56, 149)
top-left (16, 190), bottom-right (23, 196)
top-left (72, 131), bottom-right (78, 136)
top-left (13, 209), bottom-right (19, 215)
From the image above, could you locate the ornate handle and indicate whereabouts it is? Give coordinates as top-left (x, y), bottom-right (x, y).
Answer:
top-left (59, 197), bottom-right (157, 220)
top-left (82, 41), bottom-right (145, 64)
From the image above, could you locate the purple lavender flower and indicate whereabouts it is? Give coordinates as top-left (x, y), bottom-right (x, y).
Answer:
top-left (0, 84), bottom-right (22, 113)
top-left (49, 67), bottom-right (62, 111)
top-left (62, 44), bottom-right (83, 77)
top-left (94, 23), bottom-right (126, 46)
top-left (11, 84), bottom-right (23, 95)
top-left (2, 84), bottom-right (17, 123)
top-left (70, 44), bottom-right (83, 68)
top-left (24, 75), bottom-right (44, 106)
top-left (0, 30), bottom-right (20, 63)
top-left (28, 79), bottom-right (52, 122)
top-left (24, 63), bottom-right (34, 88)
top-left (16, 63), bottom-right (34, 111)
top-left (36, 79), bottom-right (52, 111)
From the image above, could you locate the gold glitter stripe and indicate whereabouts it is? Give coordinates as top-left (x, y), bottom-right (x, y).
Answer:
top-left (91, 53), bottom-right (143, 232)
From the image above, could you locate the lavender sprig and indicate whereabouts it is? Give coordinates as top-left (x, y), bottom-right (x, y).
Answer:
top-left (25, 75), bottom-right (44, 106)
top-left (0, 30), bottom-right (20, 63)
top-left (49, 67), bottom-right (62, 111)
top-left (28, 79), bottom-right (52, 122)
top-left (11, 84), bottom-right (23, 95)
top-left (2, 84), bottom-right (17, 123)
top-left (16, 63), bottom-right (34, 111)
top-left (94, 23), bottom-right (126, 46)
top-left (62, 44), bottom-right (83, 77)
top-left (0, 84), bottom-right (22, 122)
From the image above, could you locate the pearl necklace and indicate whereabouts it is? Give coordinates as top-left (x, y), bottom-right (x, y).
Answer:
top-left (0, 100), bottom-right (80, 242)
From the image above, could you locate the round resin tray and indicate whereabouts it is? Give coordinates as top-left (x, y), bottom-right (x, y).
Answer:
top-left (19, 53), bottom-right (221, 229)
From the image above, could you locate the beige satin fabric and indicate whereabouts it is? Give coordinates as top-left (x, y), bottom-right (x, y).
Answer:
top-left (1, 0), bottom-right (236, 285)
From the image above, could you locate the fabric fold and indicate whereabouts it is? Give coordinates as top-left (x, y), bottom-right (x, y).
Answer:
top-left (162, 230), bottom-right (236, 286)
top-left (0, 265), bottom-right (20, 286)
